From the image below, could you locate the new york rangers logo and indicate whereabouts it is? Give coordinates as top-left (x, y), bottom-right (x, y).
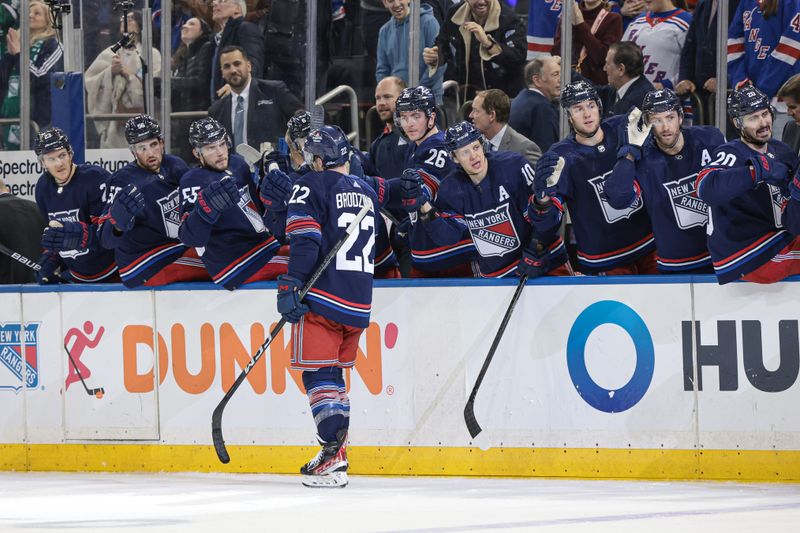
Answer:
top-left (156, 189), bottom-right (182, 239)
top-left (49, 209), bottom-right (89, 259)
top-left (767, 184), bottom-right (786, 228)
top-left (465, 203), bottom-right (521, 257)
top-left (588, 171), bottom-right (644, 223)
top-left (238, 187), bottom-right (266, 233)
top-left (0, 323), bottom-right (40, 393)
top-left (663, 174), bottom-right (708, 229)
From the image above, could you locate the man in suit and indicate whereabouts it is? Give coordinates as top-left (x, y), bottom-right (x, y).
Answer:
top-left (208, 46), bottom-right (303, 152)
top-left (600, 41), bottom-right (654, 117)
top-left (0, 178), bottom-right (45, 284)
top-left (210, 0), bottom-right (264, 101)
top-left (509, 55), bottom-right (562, 152)
top-left (470, 89), bottom-right (541, 166)
top-left (778, 74), bottom-right (800, 155)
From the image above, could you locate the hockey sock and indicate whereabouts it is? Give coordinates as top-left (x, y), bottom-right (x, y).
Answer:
top-left (303, 366), bottom-right (348, 443)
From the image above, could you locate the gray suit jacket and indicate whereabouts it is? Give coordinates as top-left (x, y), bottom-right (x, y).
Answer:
top-left (498, 124), bottom-right (542, 166)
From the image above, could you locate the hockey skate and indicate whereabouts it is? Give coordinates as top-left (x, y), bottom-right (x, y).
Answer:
top-left (301, 430), bottom-right (348, 488)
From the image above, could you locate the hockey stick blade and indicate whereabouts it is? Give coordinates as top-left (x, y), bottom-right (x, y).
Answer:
top-left (0, 242), bottom-right (41, 272)
top-left (463, 275), bottom-right (528, 439)
top-left (235, 143), bottom-right (261, 167)
top-left (211, 199), bottom-right (374, 463)
top-left (310, 104), bottom-right (325, 129)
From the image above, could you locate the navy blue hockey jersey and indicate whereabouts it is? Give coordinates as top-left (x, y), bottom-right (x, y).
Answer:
top-left (285, 170), bottom-right (380, 329)
top-left (98, 155), bottom-right (192, 288)
top-left (542, 116), bottom-right (655, 273)
top-left (424, 151), bottom-right (567, 277)
top-left (696, 138), bottom-right (797, 283)
top-left (605, 126), bottom-right (725, 273)
top-left (179, 154), bottom-right (281, 290)
top-left (34, 164), bottom-right (117, 282)
top-left (403, 131), bottom-right (476, 271)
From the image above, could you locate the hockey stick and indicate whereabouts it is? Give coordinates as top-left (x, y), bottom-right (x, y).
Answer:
top-left (64, 343), bottom-right (105, 399)
top-left (235, 143), bottom-right (261, 171)
top-left (463, 274), bottom-right (528, 439)
top-left (309, 104), bottom-right (325, 129)
top-left (212, 198), bottom-right (374, 463)
top-left (0, 241), bottom-right (41, 272)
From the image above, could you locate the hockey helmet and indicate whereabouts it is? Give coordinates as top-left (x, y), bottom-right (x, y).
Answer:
top-left (303, 125), bottom-right (350, 168)
top-left (34, 127), bottom-right (71, 156)
top-left (189, 117), bottom-right (230, 149)
top-left (445, 121), bottom-right (486, 154)
top-left (287, 110), bottom-right (312, 142)
top-left (124, 114), bottom-right (162, 145)
top-left (728, 85), bottom-right (773, 125)
top-left (394, 86), bottom-right (437, 121)
top-left (642, 88), bottom-right (682, 120)
top-left (560, 80), bottom-right (603, 114)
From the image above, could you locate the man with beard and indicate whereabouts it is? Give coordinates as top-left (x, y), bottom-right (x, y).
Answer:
top-left (98, 115), bottom-right (209, 287)
top-left (178, 117), bottom-right (285, 289)
top-left (208, 45), bottom-right (302, 151)
top-left (530, 80), bottom-right (657, 275)
top-left (604, 89), bottom-right (725, 274)
top-left (366, 76), bottom-right (408, 180)
top-left (696, 85), bottom-right (800, 284)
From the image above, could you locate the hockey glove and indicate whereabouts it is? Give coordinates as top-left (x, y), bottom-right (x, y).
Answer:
top-left (108, 184), bottom-right (145, 232)
top-left (41, 220), bottom-right (93, 252)
top-left (400, 169), bottom-right (431, 213)
top-left (259, 150), bottom-right (290, 177)
top-left (533, 152), bottom-right (566, 201)
top-left (517, 238), bottom-right (550, 279)
top-left (276, 275), bottom-right (309, 323)
top-left (749, 153), bottom-right (789, 187)
top-left (349, 150), bottom-right (365, 179)
top-left (35, 251), bottom-right (62, 284)
top-left (617, 107), bottom-right (652, 162)
top-left (196, 178), bottom-right (241, 224)
top-left (259, 168), bottom-right (292, 211)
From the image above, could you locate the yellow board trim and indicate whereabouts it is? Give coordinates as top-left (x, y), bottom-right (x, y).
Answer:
top-left (1, 444), bottom-right (799, 482)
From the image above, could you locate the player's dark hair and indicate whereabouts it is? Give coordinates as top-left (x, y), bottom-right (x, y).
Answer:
top-left (609, 41), bottom-right (644, 79)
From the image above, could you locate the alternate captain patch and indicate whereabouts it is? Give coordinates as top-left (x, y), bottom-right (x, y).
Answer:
top-left (662, 173), bottom-right (708, 229)
top-left (465, 203), bottom-right (521, 257)
top-left (0, 323), bottom-right (41, 393)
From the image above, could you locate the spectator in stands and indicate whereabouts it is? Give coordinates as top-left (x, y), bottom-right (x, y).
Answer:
top-left (0, 0), bottom-right (63, 149)
top-left (510, 56), bottom-right (561, 152)
top-left (675, 0), bottom-right (729, 124)
top-left (600, 41), bottom-right (654, 116)
top-left (623, 0), bottom-right (692, 90)
top-left (367, 76), bottom-right (409, 179)
top-left (727, 0), bottom-right (800, 99)
top-left (210, 0), bottom-right (263, 101)
top-left (376, 0), bottom-right (444, 104)
top-left (470, 89), bottom-right (541, 165)
top-left (0, 178), bottom-right (44, 284)
top-left (552, 0), bottom-right (623, 85)
top-left (619, 0), bottom-right (646, 30)
top-left (85, 11), bottom-right (163, 148)
top-left (208, 45), bottom-right (303, 152)
top-left (778, 74), bottom-right (800, 154)
top-left (171, 16), bottom-right (213, 158)
top-left (423, 0), bottom-right (527, 101)
top-left (0, 0), bottom-right (18, 58)
top-left (259, 0), bottom-right (305, 96)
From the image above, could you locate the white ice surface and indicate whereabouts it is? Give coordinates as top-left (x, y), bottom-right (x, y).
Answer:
top-left (0, 472), bottom-right (798, 532)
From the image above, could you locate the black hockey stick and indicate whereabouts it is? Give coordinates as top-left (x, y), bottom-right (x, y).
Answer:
top-left (0, 241), bottom-right (41, 272)
top-left (64, 343), bottom-right (105, 399)
top-left (464, 274), bottom-right (528, 439)
top-left (212, 199), bottom-right (374, 463)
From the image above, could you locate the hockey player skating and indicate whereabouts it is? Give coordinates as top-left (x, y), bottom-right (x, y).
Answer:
top-left (604, 88), bottom-right (726, 273)
top-left (531, 80), bottom-right (657, 275)
top-left (33, 127), bottom-right (118, 284)
top-left (178, 117), bottom-right (286, 289)
top-left (278, 125), bottom-right (380, 488)
top-left (696, 85), bottom-right (800, 283)
top-left (402, 121), bottom-right (570, 278)
top-left (395, 86), bottom-right (475, 276)
top-left (98, 115), bottom-right (209, 287)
